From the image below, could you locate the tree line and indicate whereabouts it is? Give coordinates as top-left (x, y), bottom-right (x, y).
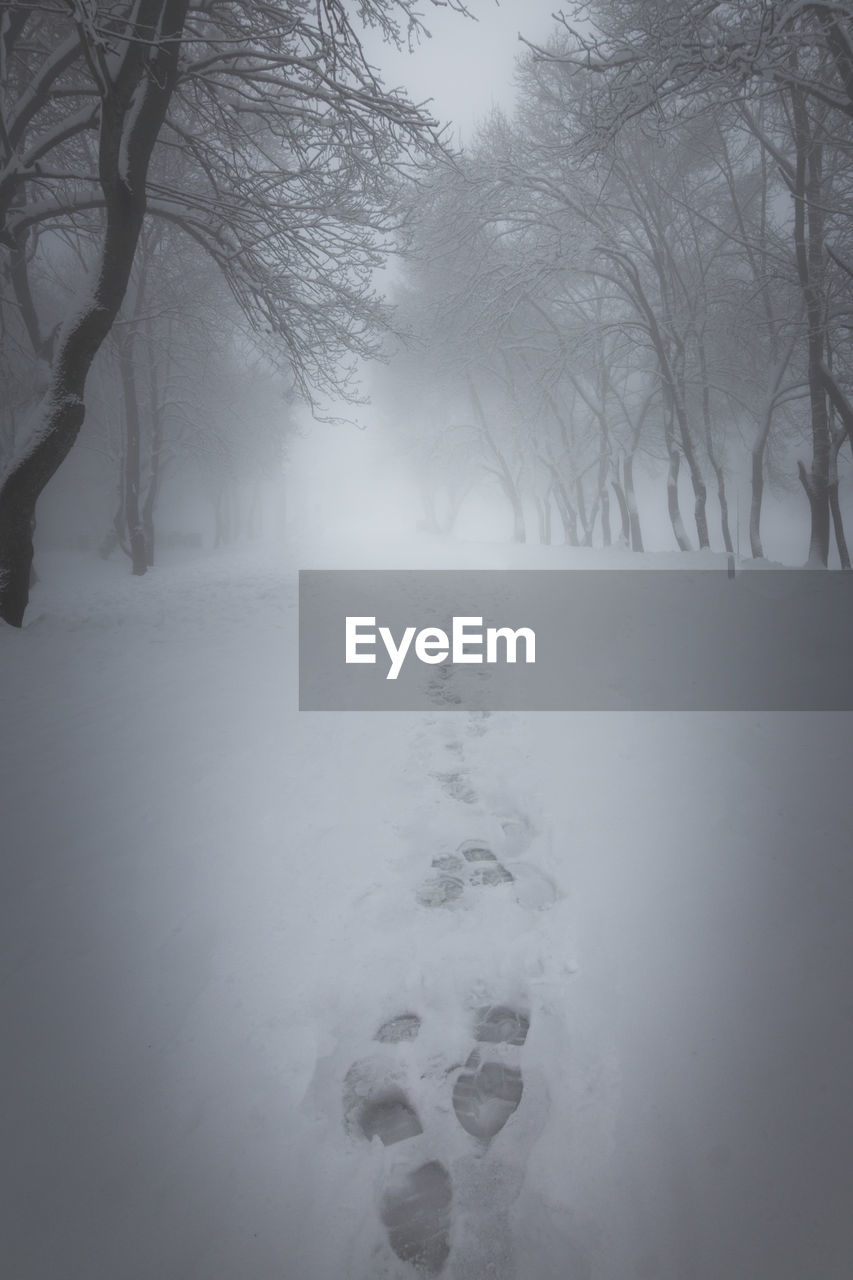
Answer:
top-left (380, 1), bottom-right (853, 564)
top-left (3, 2), bottom-right (852, 630)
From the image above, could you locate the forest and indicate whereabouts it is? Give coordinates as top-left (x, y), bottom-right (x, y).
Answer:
top-left (2, 0), bottom-right (853, 616)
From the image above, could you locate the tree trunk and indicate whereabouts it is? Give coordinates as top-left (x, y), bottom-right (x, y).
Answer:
top-left (712, 461), bottom-right (734, 555)
top-left (698, 345), bottom-right (733, 553)
top-left (141, 446), bottom-right (162, 567)
top-left (750, 445), bottom-right (766, 559)
top-left (828, 428), bottom-right (850, 569)
top-left (665, 430), bottom-right (692, 552)
top-left (791, 86), bottom-right (830, 565)
top-left (597, 414), bottom-right (611, 547)
top-left (623, 453), bottom-right (644, 552)
top-left (575, 473), bottom-right (602, 548)
top-left (535, 493), bottom-right (552, 545)
top-left (798, 459), bottom-right (830, 565)
top-left (599, 480), bottom-right (611, 546)
top-left (0, 0), bottom-right (189, 625)
top-left (117, 329), bottom-right (148, 576)
top-left (99, 496), bottom-right (128, 560)
top-left (675, 399), bottom-right (709, 549)
top-left (611, 475), bottom-right (630, 546)
top-left (829, 479), bottom-right (850, 569)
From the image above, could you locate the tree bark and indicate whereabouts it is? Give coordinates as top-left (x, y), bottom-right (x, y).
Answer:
top-left (117, 328), bottom-right (148, 575)
top-left (623, 453), bottom-right (644, 552)
top-left (791, 85), bottom-right (831, 565)
top-left (0, 0), bottom-right (189, 625)
top-left (535, 492), bottom-right (552, 545)
top-left (750, 439), bottom-right (768, 559)
top-left (829, 478), bottom-right (850, 569)
top-left (611, 473), bottom-right (630, 546)
top-left (664, 418), bottom-right (691, 552)
top-left (699, 344), bottom-right (733, 553)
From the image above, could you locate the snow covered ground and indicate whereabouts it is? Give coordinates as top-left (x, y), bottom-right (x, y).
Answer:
top-left (4, 538), bottom-right (853, 1279)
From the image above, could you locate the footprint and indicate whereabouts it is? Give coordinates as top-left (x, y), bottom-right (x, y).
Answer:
top-left (375, 1013), bottom-right (422, 1044)
top-left (416, 873), bottom-right (464, 908)
top-left (428, 683), bottom-right (463, 707)
top-left (461, 834), bottom-right (559, 910)
top-left (469, 864), bottom-right (513, 886)
top-left (472, 1005), bottom-right (530, 1046)
top-left (416, 841), bottom-right (516, 909)
top-left (432, 771), bottom-right (478, 804)
top-left (453, 1056), bottom-right (524, 1144)
top-left (380, 1159), bottom-right (453, 1274)
top-left (458, 840), bottom-right (498, 863)
top-left (431, 854), bottom-right (464, 873)
top-left (344, 1017), bottom-right (454, 1273)
top-left (452, 1005), bottom-right (530, 1146)
top-left (343, 1064), bottom-right (423, 1146)
top-left (359, 1087), bottom-right (423, 1146)
top-left (458, 840), bottom-right (514, 887)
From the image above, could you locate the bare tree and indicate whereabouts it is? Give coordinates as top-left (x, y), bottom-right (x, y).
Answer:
top-left (0, 0), bottom-right (469, 625)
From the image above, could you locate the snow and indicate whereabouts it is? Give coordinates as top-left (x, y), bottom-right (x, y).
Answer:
top-left (3, 537), bottom-right (853, 1279)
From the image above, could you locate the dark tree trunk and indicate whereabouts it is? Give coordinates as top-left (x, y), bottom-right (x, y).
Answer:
top-left (665, 436), bottom-right (692, 552)
top-left (712, 461), bottom-right (734, 555)
top-left (99, 500), bottom-right (127, 560)
top-left (798, 459), bottom-right (829, 565)
top-left (676, 405), bottom-right (709, 549)
top-left (611, 474), bottom-right (630, 546)
top-left (0, 0), bottom-right (189, 625)
top-left (829, 480), bottom-right (850, 569)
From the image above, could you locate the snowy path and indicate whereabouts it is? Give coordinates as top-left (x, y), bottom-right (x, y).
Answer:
top-left (4, 547), bottom-right (853, 1279)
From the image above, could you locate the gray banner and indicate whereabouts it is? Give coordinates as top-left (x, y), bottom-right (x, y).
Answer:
top-left (298, 569), bottom-right (853, 711)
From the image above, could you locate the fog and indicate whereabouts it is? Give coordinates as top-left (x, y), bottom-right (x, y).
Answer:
top-left (3, 4), bottom-right (853, 1280)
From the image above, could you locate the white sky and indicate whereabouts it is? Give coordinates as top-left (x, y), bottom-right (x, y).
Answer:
top-left (365, 0), bottom-right (560, 144)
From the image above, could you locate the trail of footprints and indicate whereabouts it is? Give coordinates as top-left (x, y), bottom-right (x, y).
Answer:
top-left (342, 703), bottom-right (550, 1275)
top-left (343, 998), bottom-right (531, 1274)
